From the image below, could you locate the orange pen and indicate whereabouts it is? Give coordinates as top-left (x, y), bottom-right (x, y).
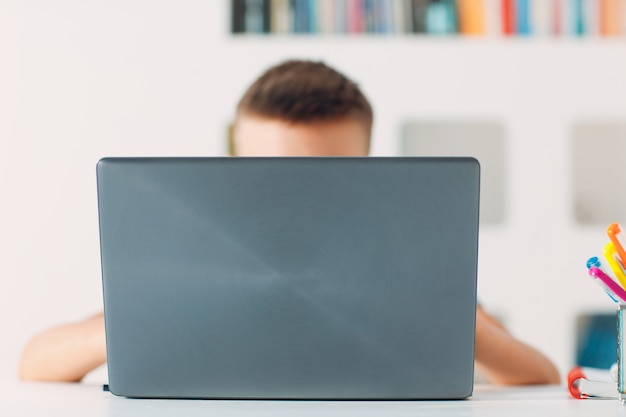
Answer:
top-left (608, 223), bottom-right (626, 268)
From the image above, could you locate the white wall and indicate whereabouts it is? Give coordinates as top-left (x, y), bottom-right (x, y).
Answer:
top-left (2, 0), bottom-right (625, 382)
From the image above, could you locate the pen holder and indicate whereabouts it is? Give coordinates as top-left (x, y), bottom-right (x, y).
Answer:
top-left (617, 303), bottom-right (626, 405)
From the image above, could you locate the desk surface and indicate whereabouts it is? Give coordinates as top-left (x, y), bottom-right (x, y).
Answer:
top-left (3, 380), bottom-right (625, 417)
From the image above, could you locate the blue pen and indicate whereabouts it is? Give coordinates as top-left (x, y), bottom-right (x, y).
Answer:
top-left (586, 257), bottom-right (619, 303)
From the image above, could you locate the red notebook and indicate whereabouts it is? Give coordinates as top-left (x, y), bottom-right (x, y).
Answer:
top-left (567, 366), bottom-right (618, 399)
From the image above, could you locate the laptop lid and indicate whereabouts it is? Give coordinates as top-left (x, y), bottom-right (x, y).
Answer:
top-left (97, 157), bottom-right (480, 400)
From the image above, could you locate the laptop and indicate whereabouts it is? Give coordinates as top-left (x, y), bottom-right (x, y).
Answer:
top-left (96, 157), bottom-right (480, 400)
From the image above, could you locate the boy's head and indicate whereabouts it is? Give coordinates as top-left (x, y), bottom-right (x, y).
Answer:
top-left (233, 60), bottom-right (373, 157)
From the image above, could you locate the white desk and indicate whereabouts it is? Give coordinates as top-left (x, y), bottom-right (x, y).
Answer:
top-left (3, 380), bottom-right (625, 417)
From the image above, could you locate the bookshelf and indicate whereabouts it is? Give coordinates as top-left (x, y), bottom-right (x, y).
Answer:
top-left (231, 0), bottom-right (626, 38)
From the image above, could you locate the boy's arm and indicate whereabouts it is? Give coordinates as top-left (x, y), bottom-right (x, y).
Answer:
top-left (474, 306), bottom-right (561, 385)
top-left (17, 307), bottom-right (559, 385)
top-left (18, 312), bottom-right (107, 382)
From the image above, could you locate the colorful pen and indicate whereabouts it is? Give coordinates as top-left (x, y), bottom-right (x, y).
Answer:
top-left (607, 223), bottom-right (626, 268)
top-left (603, 242), bottom-right (626, 288)
top-left (588, 266), bottom-right (626, 304)
top-left (586, 257), bottom-right (619, 303)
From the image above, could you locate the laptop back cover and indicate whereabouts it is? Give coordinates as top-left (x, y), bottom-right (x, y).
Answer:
top-left (97, 157), bottom-right (480, 400)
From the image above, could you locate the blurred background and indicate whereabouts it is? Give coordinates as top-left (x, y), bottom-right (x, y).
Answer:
top-left (1, 0), bottom-right (626, 382)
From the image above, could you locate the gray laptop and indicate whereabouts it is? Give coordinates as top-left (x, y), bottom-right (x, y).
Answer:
top-left (96, 157), bottom-right (480, 400)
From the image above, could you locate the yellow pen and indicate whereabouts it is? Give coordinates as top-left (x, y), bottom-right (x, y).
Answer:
top-left (603, 242), bottom-right (626, 289)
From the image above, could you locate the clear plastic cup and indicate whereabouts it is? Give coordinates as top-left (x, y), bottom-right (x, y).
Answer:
top-left (618, 303), bottom-right (626, 404)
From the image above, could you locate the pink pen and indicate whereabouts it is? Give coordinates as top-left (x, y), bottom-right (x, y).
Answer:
top-left (588, 266), bottom-right (626, 304)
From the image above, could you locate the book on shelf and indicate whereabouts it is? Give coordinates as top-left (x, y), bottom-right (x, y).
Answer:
top-left (551, 0), bottom-right (562, 35)
top-left (600, 0), bottom-right (622, 36)
top-left (347, 0), bottom-right (362, 33)
top-left (319, 0), bottom-right (335, 33)
top-left (515, 0), bottom-right (531, 35)
top-left (411, 0), bottom-right (429, 33)
top-left (270, 0), bottom-right (289, 33)
top-left (232, 0), bottom-right (270, 33)
top-left (458, 0), bottom-right (485, 35)
top-left (571, 0), bottom-right (585, 35)
top-left (293, 0), bottom-right (310, 33)
top-left (232, 0), bottom-right (246, 33)
top-left (425, 0), bottom-right (458, 34)
top-left (501, 0), bottom-right (515, 35)
top-left (530, 0), bottom-right (551, 35)
top-left (586, 0), bottom-right (601, 36)
top-left (230, 0), bottom-right (626, 38)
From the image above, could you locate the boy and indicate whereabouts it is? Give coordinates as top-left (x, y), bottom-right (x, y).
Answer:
top-left (19, 60), bottom-right (560, 385)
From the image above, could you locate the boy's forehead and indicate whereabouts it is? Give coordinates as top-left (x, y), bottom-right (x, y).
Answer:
top-left (233, 115), bottom-right (370, 157)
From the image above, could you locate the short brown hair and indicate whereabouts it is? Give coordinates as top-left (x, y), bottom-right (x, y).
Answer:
top-left (236, 60), bottom-right (373, 134)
